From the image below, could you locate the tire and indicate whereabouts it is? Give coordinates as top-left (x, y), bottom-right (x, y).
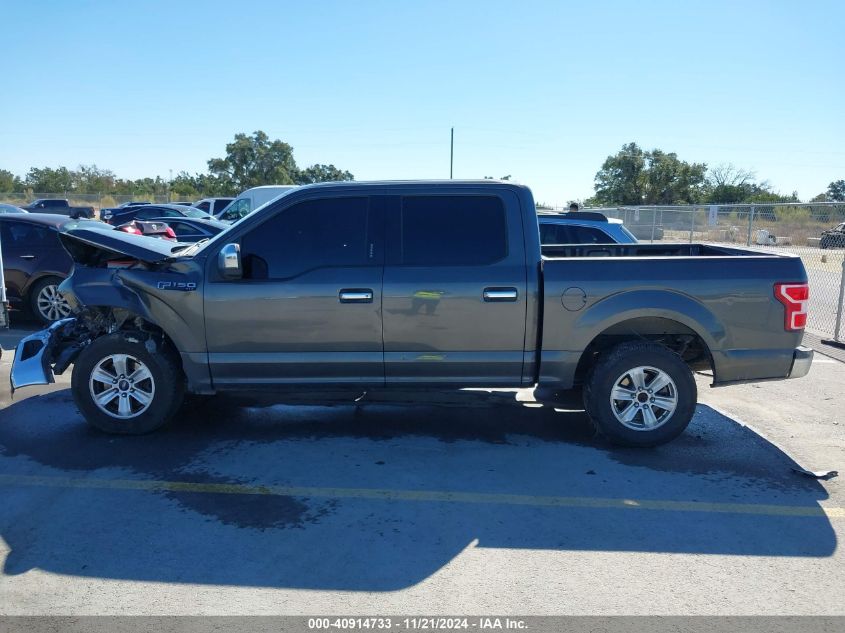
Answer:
top-left (71, 333), bottom-right (184, 434)
top-left (29, 276), bottom-right (72, 324)
top-left (583, 342), bottom-right (697, 447)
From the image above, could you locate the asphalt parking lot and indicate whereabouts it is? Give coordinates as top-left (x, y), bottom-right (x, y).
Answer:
top-left (0, 323), bottom-right (843, 615)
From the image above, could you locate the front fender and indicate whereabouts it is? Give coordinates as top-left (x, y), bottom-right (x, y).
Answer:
top-left (59, 266), bottom-right (204, 354)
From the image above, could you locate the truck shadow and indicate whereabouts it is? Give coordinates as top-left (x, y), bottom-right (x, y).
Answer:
top-left (0, 388), bottom-right (836, 591)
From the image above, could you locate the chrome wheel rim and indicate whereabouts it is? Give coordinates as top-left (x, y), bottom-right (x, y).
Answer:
top-left (89, 354), bottom-right (156, 419)
top-left (36, 283), bottom-right (71, 322)
top-left (609, 365), bottom-right (678, 431)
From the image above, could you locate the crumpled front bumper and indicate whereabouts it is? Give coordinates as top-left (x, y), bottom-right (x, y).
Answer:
top-left (10, 318), bottom-right (76, 391)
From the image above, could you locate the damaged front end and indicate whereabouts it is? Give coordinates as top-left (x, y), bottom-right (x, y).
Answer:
top-left (10, 222), bottom-right (205, 393)
top-left (11, 318), bottom-right (80, 390)
top-left (10, 308), bottom-right (123, 390)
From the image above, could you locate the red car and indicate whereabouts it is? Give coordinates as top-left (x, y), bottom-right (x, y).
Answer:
top-left (115, 220), bottom-right (176, 240)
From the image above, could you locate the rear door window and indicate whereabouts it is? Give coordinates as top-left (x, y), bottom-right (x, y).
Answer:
top-left (399, 195), bottom-right (507, 266)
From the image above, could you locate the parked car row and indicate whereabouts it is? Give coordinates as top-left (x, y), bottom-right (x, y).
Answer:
top-left (0, 212), bottom-right (225, 324)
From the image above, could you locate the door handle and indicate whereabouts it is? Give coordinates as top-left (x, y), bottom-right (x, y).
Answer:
top-left (339, 289), bottom-right (374, 303)
top-left (483, 287), bottom-right (518, 302)
top-left (19, 255), bottom-right (35, 260)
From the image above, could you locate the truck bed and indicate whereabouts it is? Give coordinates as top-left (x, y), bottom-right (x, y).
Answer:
top-left (541, 242), bottom-right (786, 259)
top-left (539, 242), bottom-right (808, 388)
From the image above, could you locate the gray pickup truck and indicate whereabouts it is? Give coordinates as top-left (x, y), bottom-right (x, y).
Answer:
top-left (10, 181), bottom-right (812, 446)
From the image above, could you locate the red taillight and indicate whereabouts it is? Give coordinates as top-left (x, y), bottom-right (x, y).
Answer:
top-left (775, 283), bottom-right (809, 331)
top-left (164, 227), bottom-right (176, 240)
top-left (121, 225), bottom-right (142, 235)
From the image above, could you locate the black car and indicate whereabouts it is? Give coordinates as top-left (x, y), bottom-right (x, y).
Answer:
top-left (147, 216), bottom-right (229, 242)
top-left (820, 223), bottom-right (845, 249)
top-left (103, 203), bottom-right (212, 226)
top-left (99, 201), bottom-right (151, 222)
top-left (0, 214), bottom-right (75, 323)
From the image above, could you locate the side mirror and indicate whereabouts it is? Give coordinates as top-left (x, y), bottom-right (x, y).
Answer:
top-left (218, 243), bottom-right (242, 279)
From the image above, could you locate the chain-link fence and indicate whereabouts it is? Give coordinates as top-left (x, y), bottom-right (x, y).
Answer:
top-left (562, 202), bottom-right (845, 343)
top-left (0, 192), bottom-right (196, 210)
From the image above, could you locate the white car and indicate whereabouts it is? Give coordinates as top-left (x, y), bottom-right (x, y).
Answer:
top-left (215, 186), bottom-right (298, 222)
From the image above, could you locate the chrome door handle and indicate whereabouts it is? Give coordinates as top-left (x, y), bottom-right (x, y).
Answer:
top-left (19, 255), bottom-right (35, 260)
top-left (339, 289), bottom-right (374, 303)
top-left (483, 287), bottom-right (518, 302)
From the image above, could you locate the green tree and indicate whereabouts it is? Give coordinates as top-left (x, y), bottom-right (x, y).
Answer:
top-left (827, 180), bottom-right (845, 202)
top-left (592, 143), bottom-right (706, 205)
top-left (642, 150), bottom-right (707, 204)
top-left (0, 169), bottom-right (22, 193)
top-left (25, 166), bottom-right (74, 192)
top-left (592, 142), bottom-right (647, 205)
top-left (296, 163), bottom-right (354, 184)
top-left (207, 131), bottom-right (299, 191)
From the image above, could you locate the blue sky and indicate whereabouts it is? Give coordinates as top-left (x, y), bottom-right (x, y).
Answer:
top-left (2, 0), bottom-right (843, 204)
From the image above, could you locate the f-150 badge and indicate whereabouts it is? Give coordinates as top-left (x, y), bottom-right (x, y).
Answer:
top-left (157, 281), bottom-right (197, 291)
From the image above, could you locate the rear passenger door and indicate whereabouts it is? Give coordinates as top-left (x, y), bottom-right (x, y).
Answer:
top-left (382, 192), bottom-right (528, 385)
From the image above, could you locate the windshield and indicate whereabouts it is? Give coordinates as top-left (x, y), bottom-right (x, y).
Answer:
top-left (183, 207), bottom-right (212, 218)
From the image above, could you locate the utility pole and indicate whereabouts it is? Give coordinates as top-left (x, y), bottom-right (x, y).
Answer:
top-left (450, 127), bottom-right (454, 179)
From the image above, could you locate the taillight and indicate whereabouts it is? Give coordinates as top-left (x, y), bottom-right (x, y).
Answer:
top-left (121, 226), bottom-right (142, 235)
top-left (164, 227), bottom-right (176, 240)
top-left (774, 283), bottom-right (809, 331)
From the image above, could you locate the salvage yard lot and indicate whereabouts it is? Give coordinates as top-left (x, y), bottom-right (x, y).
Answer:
top-left (0, 327), bottom-right (843, 615)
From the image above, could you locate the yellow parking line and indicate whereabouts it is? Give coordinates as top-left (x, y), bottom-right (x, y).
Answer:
top-left (0, 473), bottom-right (842, 519)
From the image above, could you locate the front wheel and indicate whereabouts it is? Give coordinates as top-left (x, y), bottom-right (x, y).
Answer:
top-left (71, 334), bottom-right (184, 434)
top-left (583, 342), bottom-right (697, 447)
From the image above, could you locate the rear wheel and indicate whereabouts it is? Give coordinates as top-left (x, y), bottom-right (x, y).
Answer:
top-left (71, 334), bottom-right (184, 434)
top-left (584, 342), bottom-right (697, 447)
top-left (29, 276), bottom-right (71, 324)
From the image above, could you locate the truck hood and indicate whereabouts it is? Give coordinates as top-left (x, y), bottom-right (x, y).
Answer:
top-left (59, 223), bottom-right (186, 264)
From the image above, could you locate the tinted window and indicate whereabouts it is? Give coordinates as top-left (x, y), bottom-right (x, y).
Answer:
top-left (195, 201), bottom-right (210, 212)
top-left (213, 199), bottom-right (232, 213)
top-left (240, 197), bottom-right (370, 280)
top-left (568, 225), bottom-right (613, 243)
top-left (167, 221), bottom-right (201, 238)
top-left (43, 200), bottom-right (65, 207)
top-left (400, 196), bottom-right (507, 266)
top-left (1, 221), bottom-right (55, 247)
top-left (539, 222), bottom-right (612, 244)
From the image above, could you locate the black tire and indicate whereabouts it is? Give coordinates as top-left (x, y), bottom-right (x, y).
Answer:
top-left (71, 333), bottom-right (184, 434)
top-left (28, 276), bottom-right (71, 325)
top-left (583, 342), bottom-right (697, 447)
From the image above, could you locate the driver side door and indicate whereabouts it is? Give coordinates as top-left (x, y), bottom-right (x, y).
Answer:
top-left (203, 195), bottom-right (385, 387)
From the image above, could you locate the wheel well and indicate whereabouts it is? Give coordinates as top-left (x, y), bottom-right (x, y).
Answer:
top-left (573, 317), bottom-right (714, 386)
top-left (79, 306), bottom-right (184, 374)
